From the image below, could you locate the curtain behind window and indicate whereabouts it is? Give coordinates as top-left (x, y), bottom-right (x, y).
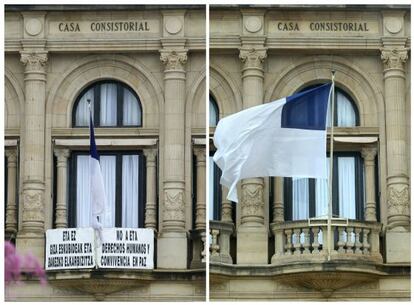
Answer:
top-left (209, 156), bottom-right (215, 220)
top-left (76, 155), bottom-right (116, 227)
top-left (338, 157), bottom-right (356, 218)
top-left (122, 155), bottom-right (140, 228)
top-left (292, 178), bottom-right (309, 220)
top-left (337, 92), bottom-right (356, 127)
top-left (75, 88), bottom-right (94, 126)
top-left (315, 157), bottom-right (330, 217)
top-left (123, 88), bottom-right (140, 126)
top-left (100, 83), bottom-right (117, 126)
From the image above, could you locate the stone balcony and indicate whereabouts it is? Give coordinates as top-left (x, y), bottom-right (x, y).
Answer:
top-left (209, 218), bottom-right (385, 295)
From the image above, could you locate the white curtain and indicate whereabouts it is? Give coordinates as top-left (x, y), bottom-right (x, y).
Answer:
top-left (337, 92), bottom-right (356, 127)
top-left (76, 155), bottom-right (116, 227)
top-left (292, 178), bottom-right (309, 220)
top-left (209, 99), bottom-right (218, 127)
top-left (75, 88), bottom-right (94, 126)
top-left (209, 156), bottom-right (215, 220)
top-left (122, 155), bottom-right (139, 228)
top-left (315, 157), bottom-right (330, 217)
top-left (338, 157), bottom-right (356, 219)
top-left (101, 156), bottom-right (116, 227)
top-left (100, 83), bottom-right (117, 126)
top-left (123, 88), bottom-right (141, 126)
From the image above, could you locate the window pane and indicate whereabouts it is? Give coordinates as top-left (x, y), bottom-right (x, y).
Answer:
top-left (76, 155), bottom-right (116, 228)
top-left (337, 92), bottom-right (356, 127)
top-left (101, 156), bottom-right (116, 227)
top-left (292, 178), bottom-right (309, 220)
top-left (76, 156), bottom-right (91, 227)
top-left (338, 157), bottom-right (356, 219)
top-left (75, 88), bottom-right (94, 126)
top-left (209, 97), bottom-right (218, 127)
top-left (315, 157), bottom-right (330, 217)
top-left (209, 156), bottom-right (215, 220)
top-left (122, 155), bottom-right (139, 228)
top-left (123, 88), bottom-right (141, 126)
top-left (100, 83), bottom-right (117, 126)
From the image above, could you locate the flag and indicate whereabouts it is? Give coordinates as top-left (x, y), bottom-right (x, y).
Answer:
top-left (89, 109), bottom-right (107, 229)
top-left (213, 83), bottom-right (332, 203)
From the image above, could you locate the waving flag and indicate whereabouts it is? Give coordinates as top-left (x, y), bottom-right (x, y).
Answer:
top-left (213, 83), bottom-right (332, 202)
top-left (89, 108), bottom-right (107, 229)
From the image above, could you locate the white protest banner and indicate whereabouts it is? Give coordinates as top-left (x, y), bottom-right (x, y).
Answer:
top-left (97, 228), bottom-right (154, 269)
top-left (45, 228), bottom-right (96, 270)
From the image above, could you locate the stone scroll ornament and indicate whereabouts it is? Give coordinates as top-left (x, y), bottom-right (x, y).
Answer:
top-left (239, 48), bottom-right (267, 69)
top-left (380, 48), bottom-right (408, 70)
top-left (160, 50), bottom-right (188, 70)
top-left (20, 52), bottom-right (48, 71)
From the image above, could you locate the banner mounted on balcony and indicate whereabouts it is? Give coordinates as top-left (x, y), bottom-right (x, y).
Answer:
top-left (46, 228), bottom-right (96, 270)
top-left (45, 228), bottom-right (154, 271)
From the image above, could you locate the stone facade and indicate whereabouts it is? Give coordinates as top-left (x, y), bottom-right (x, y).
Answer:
top-left (5, 5), bottom-right (205, 301)
top-left (209, 5), bottom-right (410, 301)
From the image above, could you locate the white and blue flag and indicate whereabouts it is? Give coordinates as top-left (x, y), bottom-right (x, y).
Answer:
top-left (89, 110), bottom-right (107, 230)
top-left (213, 83), bottom-right (332, 203)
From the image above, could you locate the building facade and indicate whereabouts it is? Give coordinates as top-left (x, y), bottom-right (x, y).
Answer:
top-left (5, 5), bottom-right (206, 301)
top-left (209, 5), bottom-right (410, 300)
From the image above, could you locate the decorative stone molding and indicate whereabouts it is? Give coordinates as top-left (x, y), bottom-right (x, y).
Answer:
top-left (244, 16), bottom-right (263, 33)
top-left (22, 188), bottom-right (44, 231)
top-left (160, 49), bottom-right (188, 71)
top-left (361, 147), bottom-right (377, 161)
top-left (221, 188), bottom-right (233, 223)
top-left (380, 48), bottom-right (408, 70)
top-left (54, 148), bottom-right (70, 228)
top-left (387, 185), bottom-right (410, 217)
top-left (239, 48), bottom-right (267, 70)
top-left (163, 188), bottom-right (185, 231)
top-left (361, 147), bottom-right (378, 222)
top-left (25, 18), bottom-right (43, 36)
top-left (20, 51), bottom-right (48, 72)
top-left (240, 180), bottom-right (264, 224)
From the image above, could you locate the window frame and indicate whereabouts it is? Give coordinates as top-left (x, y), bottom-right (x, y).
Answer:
top-left (209, 94), bottom-right (219, 128)
top-left (68, 150), bottom-right (146, 228)
top-left (283, 152), bottom-right (366, 221)
top-left (72, 80), bottom-right (143, 128)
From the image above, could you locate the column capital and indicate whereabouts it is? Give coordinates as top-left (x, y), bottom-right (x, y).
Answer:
top-left (160, 49), bottom-right (188, 71)
top-left (143, 148), bottom-right (157, 162)
top-left (5, 148), bottom-right (18, 162)
top-left (54, 147), bottom-right (70, 161)
top-left (361, 147), bottom-right (377, 161)
top-left (193, 146), bottom-right (206, 162)
top-left (20, 51), bottom-right (48, 71)
top-left (239, 47), bottom-right (267, 69)
top-left (380, 47), bottom-right (408, 70)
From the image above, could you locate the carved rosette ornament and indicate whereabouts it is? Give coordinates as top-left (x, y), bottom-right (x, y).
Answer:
top-left (160, 49), bottom-right (188, 71)
top-left (380, 48), bottom-right (408, 70)
top-left (239, 48), bottom-right (267, 70)
top-left (20, 51), bottom-right (48, 73)
top-left (240, 181), bottom-right (265, 224)
top-left (163, 189), bottom-right (185, 231)
top-left (387, 185), bottom-right (410, 217)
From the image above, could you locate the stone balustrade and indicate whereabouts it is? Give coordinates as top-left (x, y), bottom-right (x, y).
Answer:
top-left (209, 220), bottom-right (234, 264)
top-left (270, 219), bottom-right (382, 264)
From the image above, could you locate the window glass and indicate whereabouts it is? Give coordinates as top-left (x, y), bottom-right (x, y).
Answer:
top-left (209, 96), bottom-right (219, 127)
top-left (75, 88), bottom-right (94, 126)
top-left (122, 155), bottom-right (140, 228)
top-left (209, 156), bottom-right (215, 220)
top-left (123, 88), bottom-right (141, 126)
top-left (100, 83), bottom-right (117, 126)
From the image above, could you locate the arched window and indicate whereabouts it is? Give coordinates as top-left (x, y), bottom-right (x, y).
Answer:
top-left (73, 80), bottom-right (142, 127)
top-left (68, 80), bottom-right (145, 229)
top-left (209, 94), bottom-right (219, 127)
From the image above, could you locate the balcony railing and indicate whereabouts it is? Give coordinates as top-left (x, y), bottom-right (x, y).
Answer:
top-left (209, 220), bottom-right (234, 264)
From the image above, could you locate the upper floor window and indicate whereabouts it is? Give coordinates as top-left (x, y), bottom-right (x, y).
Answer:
top-left (209, 94), bottom-right (219, 127)
top-left (73, 80), bottom-right (142, 127)
top-left (300, 85), bottom-right (359, 127)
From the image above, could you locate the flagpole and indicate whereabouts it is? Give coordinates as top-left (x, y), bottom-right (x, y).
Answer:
top-left (327, 71), bottom-right (335, 261)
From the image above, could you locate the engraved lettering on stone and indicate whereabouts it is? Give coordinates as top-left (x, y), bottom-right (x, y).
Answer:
top-left (381, 48), bottom-right (408, 70)
top-left (387, 185), bottom-right (410, 216)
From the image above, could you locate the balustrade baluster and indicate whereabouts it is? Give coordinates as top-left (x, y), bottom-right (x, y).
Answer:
top-left (285, 229), bottom-right (293, 255)
top-left (354, 227), bottom-right (363, 254)
top-left (211, 229), bottom-right (220, 257)
top-left (362, 228), bottom-right (371, 255)
top-left (337, 227), bottom-right (346, 253)
top-left (293, 228), bottom-right (302, 255)
top-left (302, 227), bottom-right (311, 254)
top-left (346, 227), bottom-right (355, 253)
top-left (311, 227), bottom-right (320, 254)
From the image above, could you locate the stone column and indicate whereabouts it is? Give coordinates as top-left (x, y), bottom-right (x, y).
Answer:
top-left (381, 47), bottom-right (410, 229)
top-left (16, 51), bottom-right (48, 259)
top-left (271, 177), bottom-right (284, 262)
top-left (143, 149), bottom-right (157, 231)
top-left (221, 186), bottom-right (233, 223)
top-left (361, 147), bottom-right (378, 222)
top-left (5, 149), bottom-right (18, 240)
top-left (193, 147), bottom-right (206, 231)
top-left (237, 47), bottom-right (268, 264)
top-left (381, 45), bottom-right (411, 264)
top-left (157, 49), bottom-right (188, 269)
top-left (54, 148), bottom-right (70, 228)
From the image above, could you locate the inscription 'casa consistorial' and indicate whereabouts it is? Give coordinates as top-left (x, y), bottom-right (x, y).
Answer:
top-left (56, 20), bottom-right (151, 33)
